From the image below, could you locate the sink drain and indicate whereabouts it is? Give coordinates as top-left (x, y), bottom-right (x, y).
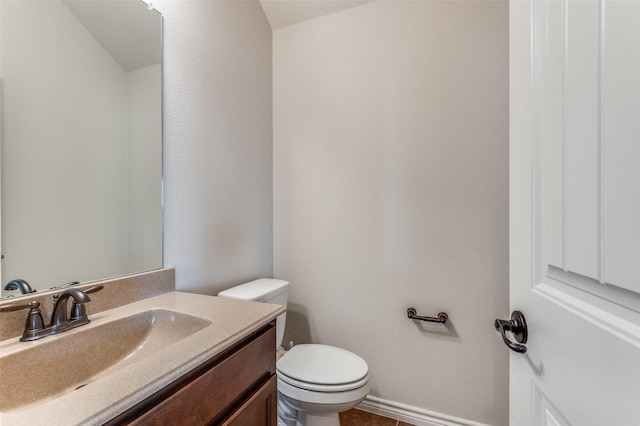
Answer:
top-left (75, 383), bottom-right (88, 391)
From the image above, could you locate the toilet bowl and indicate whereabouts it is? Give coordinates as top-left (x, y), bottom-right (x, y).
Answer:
top-left (217, 279), bottom-right (370, 426)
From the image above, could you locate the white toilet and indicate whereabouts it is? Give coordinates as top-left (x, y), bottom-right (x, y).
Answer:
top-left (218, 278), bottom-right (370, 426)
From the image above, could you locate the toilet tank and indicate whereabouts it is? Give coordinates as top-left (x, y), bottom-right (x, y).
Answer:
top-left (217, 278), bottom-right (289, 348)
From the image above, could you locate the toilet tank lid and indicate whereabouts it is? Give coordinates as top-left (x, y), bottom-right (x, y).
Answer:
top-left (217, 278), bottom-right (290, 302)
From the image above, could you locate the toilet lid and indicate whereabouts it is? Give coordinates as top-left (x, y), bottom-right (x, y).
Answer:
top-left (276, 344), bottom-right (368, 391)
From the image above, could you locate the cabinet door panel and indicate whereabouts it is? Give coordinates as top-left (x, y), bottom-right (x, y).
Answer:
top-left (220, 375), bottom-right (277, 426)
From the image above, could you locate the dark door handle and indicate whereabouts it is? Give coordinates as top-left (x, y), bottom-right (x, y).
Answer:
top-left (494, 311), bottom-right (528, 353)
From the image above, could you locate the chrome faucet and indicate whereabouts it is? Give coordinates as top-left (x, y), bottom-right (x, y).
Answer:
top-left (0, 285), bottom-right (102, 341)
top-left (4, 278), bottom-right (36, 294)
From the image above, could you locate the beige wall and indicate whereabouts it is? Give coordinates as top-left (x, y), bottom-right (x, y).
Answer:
top-left (273, 2), bottom-right (509, 424)
top-left (139, 1), bottom-right (508, 423)
top-left (156, 1), bottom-right (274, 294)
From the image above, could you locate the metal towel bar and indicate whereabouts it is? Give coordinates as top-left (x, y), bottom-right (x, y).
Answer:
top-left (407, 307), bottom-right (448, 324)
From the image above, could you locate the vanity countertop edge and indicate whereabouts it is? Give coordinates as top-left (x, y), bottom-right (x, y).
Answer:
top-left (0, 291), bottom-right (285, 426)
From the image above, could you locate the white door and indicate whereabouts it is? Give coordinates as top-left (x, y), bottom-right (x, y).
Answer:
top-left (507, 0), bottom-right (640, 424)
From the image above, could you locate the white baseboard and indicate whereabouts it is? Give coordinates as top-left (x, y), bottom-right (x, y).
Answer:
top-left (357, 395), bottom-right (492, 426)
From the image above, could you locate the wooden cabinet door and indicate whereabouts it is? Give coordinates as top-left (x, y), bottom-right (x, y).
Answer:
top-left (220, 375), bottom-right (277, 426)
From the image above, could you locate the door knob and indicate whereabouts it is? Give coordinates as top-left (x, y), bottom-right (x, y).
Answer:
top-left (494, 311), bottom-right (528, 353)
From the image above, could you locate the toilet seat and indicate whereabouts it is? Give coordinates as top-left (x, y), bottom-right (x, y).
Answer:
top-left (276, 344), bottom-right (369, 392)
top-left (278, 371), bottom-right (370, 393)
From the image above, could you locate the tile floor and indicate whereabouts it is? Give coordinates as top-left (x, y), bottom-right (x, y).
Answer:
top-left (339, 409), bottom-right (416, 426)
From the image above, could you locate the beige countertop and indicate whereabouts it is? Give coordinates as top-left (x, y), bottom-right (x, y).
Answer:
top-left (0, 291), bottom-right (285, 426)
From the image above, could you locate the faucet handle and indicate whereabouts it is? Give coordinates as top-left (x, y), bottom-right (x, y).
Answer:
top-left (0, 300), bottom-right (36, 312)
top-left (83, 285), bottom-right (104, 295)
top-left (0, 301), bottom-right (45, 340)
top-left (69, 285), bottom-right (102, 321)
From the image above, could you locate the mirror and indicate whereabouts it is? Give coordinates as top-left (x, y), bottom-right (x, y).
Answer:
top-left (0, 0), bottom-right (163, 298)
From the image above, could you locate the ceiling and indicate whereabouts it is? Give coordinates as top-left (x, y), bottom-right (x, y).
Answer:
top-left (62, 0), bottom-right (161, 72)
top-left (259, 0), bottom-right (375, 29)
top-left (63, 0), bottom-right (372, 67)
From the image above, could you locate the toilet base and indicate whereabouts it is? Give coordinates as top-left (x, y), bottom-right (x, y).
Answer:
top-left (296, 411), bottom-right (340, 426)
top-left (277, 386), bottom-right (368, 426)
top-left (277, 406), bottom-right (341, 426)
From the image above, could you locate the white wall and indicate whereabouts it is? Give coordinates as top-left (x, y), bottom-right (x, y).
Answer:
top-left (1, 0), bottom-right (129, 289)
top-left (155, 1), bottom-right (274, 294)
top-left (273, 2), bottom-right (509, 424)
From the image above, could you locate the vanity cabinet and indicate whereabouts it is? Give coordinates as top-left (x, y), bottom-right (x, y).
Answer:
top-left (106, 323), bottom-right (277, 426)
